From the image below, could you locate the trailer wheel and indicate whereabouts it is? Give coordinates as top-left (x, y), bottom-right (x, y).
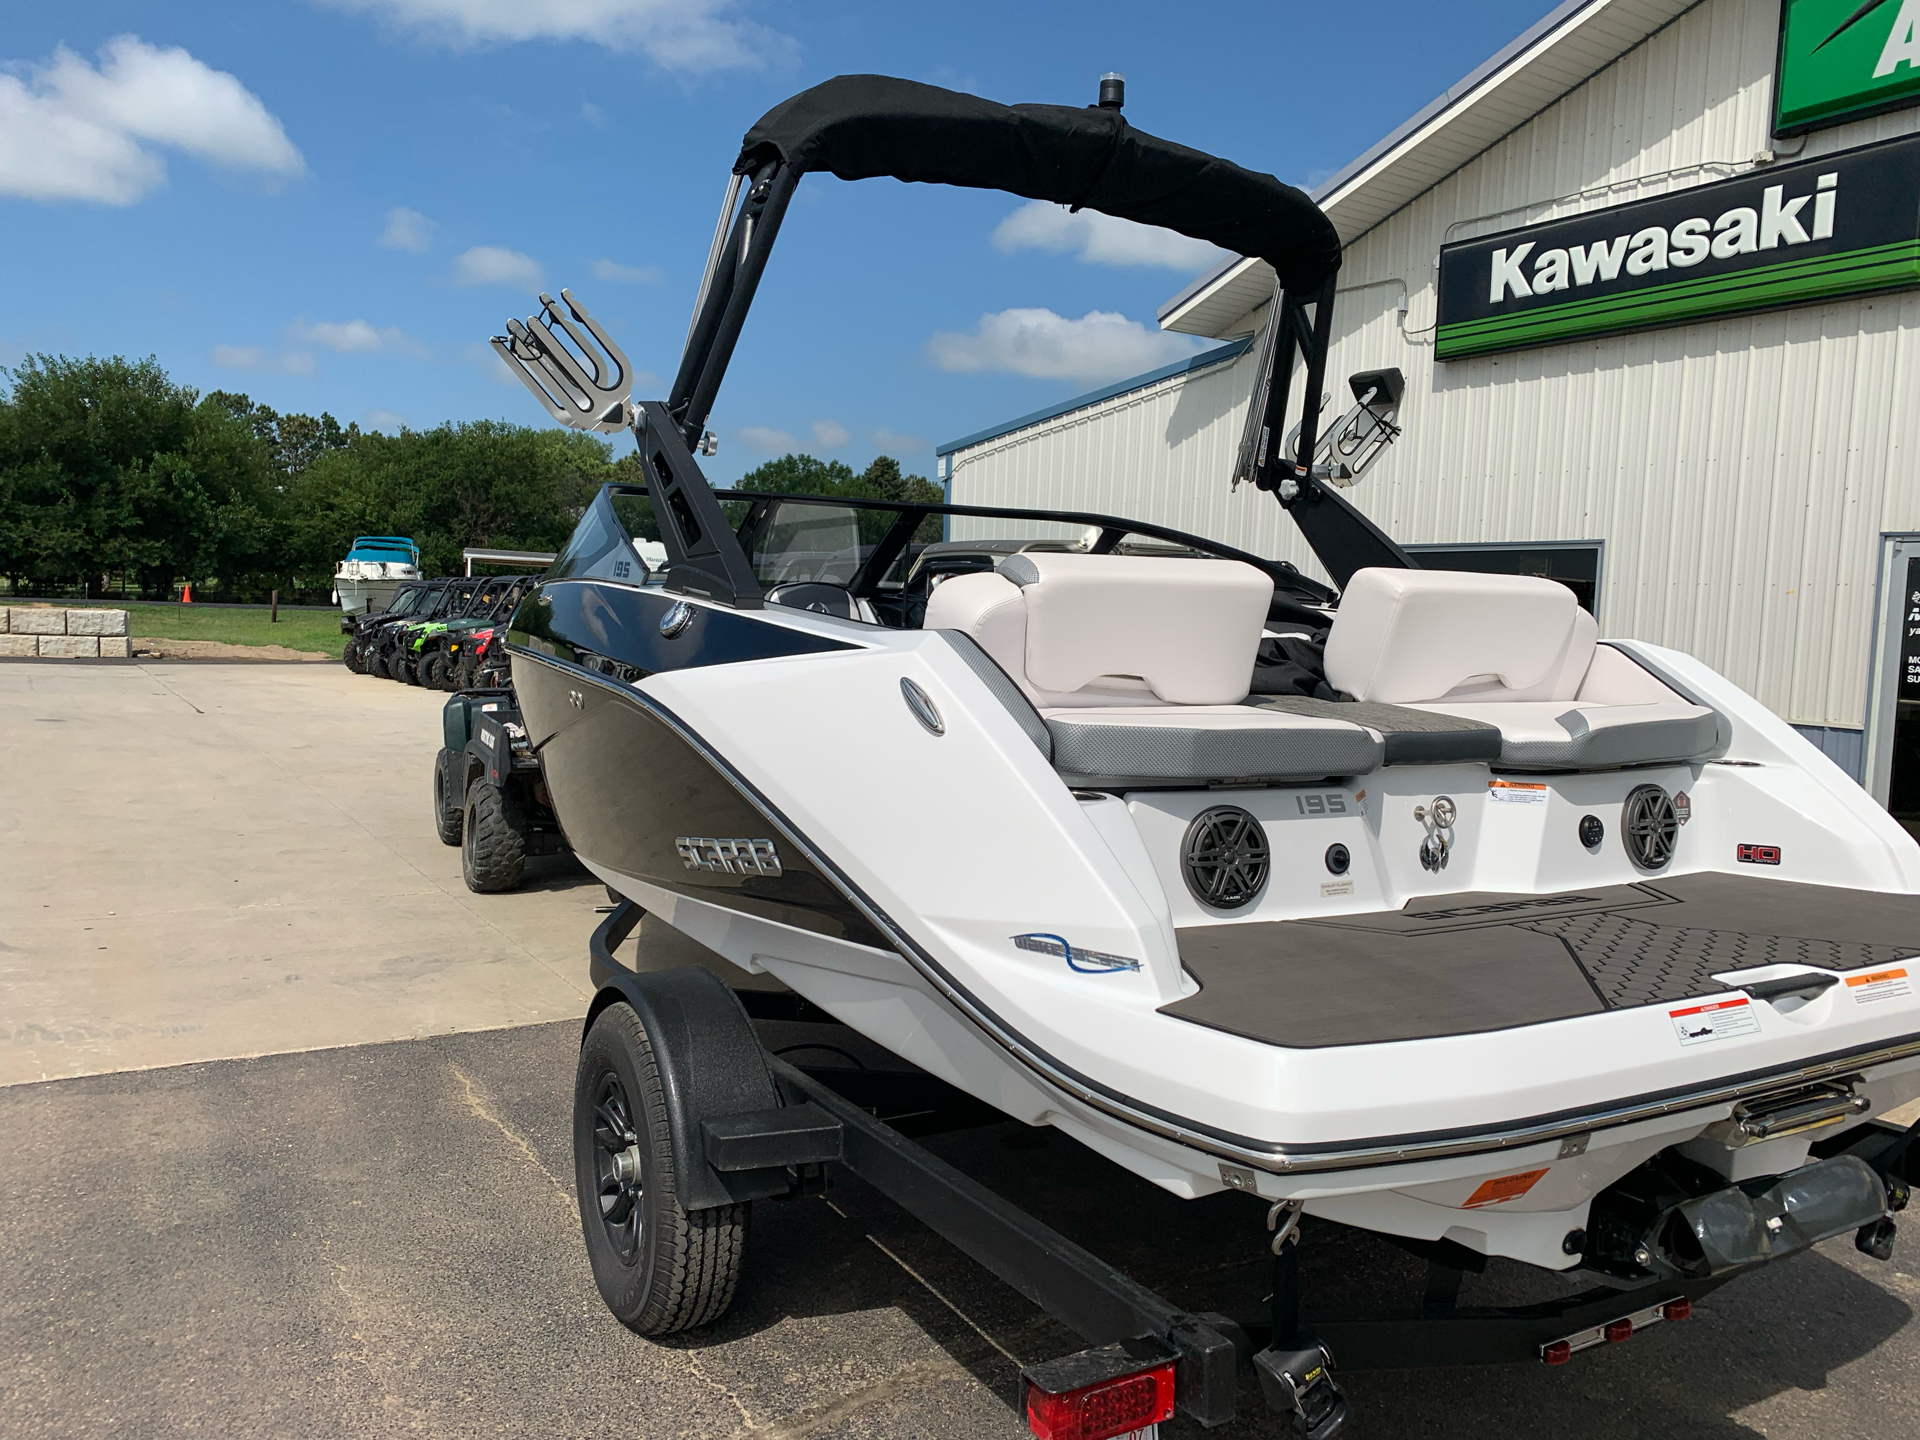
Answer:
top-left (461, 781), bottom-right (526, 892)
top-left (432, 748), bottom-right (464, 846)
top-left (574, 1003), bottom-right (749, 1335)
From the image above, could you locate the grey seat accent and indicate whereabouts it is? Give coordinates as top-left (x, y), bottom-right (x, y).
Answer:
top-left (1045, 715), bottom-right (1382, 787)
top-left (937, 630), bottom-right (1051, 760)
top-left (1510, 708), bottom-right (1720, 769)
top-left (1244, 694), bottom-right (1500, 764)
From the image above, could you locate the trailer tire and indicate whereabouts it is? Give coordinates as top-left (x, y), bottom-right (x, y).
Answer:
top-left (462, 781), bottom-right (526, 892)
top-left (574, 1003), bottom-right (749, 1335)
top-left (433, 748), bottom-right (464, 846)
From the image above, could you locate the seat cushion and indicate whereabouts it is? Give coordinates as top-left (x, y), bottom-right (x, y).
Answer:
top-left (1412, 700), bottom-right (1720, 769)
top-left (1244, 694), bottom-right (1501, 764)
top-left (998, 552), bottom-right (1271, 705)
top-left (1042, 706), bottom-right (1382, 785)
top-left (1325, 568), bottom-right (1592, 704)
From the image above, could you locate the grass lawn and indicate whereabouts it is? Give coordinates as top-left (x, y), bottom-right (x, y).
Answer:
top-left (60, 601), bottom-right (346, 657)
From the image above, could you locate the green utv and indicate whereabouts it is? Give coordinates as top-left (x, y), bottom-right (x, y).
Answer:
top-left (341, 578), bottom-right (444, 675)
top-left (403, 575), bottom-right (536, 692)
top-left (367, 578), bottom-right (479, 682)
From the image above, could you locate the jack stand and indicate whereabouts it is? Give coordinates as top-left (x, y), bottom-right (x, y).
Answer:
top-left (1253, 1238), bottom-right (1352, 1439)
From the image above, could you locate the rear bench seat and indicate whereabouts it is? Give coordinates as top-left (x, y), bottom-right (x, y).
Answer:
top-left (925, 553), bottom-right (1382, 786)
top-left (1321, 568), bottom-right (1723, 769)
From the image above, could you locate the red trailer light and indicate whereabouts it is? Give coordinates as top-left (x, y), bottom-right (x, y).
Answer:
top-left (1541, 1340), bottom-right (1572, 1366)
top-left (1604, 1318), bottom-right (1634, 1343)
top-left (1024, 1362), bottom-right (1176, 1440)
top-left (1661, 1298), bottom-right (1691, 1322)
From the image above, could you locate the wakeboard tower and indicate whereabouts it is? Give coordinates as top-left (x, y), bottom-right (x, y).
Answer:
top-left (488, 73), bottom-right (1920, 1438)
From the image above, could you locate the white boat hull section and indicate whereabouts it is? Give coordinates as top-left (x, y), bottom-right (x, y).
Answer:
top-left (615, 614), bottom-right (1920, 1269)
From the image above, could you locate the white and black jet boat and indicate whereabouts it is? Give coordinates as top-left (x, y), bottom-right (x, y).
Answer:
top-left (487, 74), bottom-right (1920, 1434)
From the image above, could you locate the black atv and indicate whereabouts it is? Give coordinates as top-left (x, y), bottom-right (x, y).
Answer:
top-left (341, 578), bottom-right (437, 674)
top-left (433, 687), bottom-right (569, 891)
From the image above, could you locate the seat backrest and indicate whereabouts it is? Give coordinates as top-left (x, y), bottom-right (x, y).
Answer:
top-left (923, 552), bottom-right (1272, 707)
top-left (1324, 567), bottom-right (1595, 705)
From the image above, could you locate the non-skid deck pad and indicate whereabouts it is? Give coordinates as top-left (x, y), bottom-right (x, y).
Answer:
top-left (1164, 872), bottom-right (1920, 1048)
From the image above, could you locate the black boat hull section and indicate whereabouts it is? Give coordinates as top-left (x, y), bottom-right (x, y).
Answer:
top-left (510, 578), bottom-right (855, 692)
top-left (510, 641), bottom-right (891, 951)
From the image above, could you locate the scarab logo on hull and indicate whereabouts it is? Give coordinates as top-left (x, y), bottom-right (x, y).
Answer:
top-left (676, 836), bottom-right (783, 876)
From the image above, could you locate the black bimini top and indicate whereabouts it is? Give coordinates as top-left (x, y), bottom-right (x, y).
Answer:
top-left (736, 75), bottom-right (1340, 291)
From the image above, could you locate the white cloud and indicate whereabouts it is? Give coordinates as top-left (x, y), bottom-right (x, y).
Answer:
top-left (453, 245), bottom-right (544, 291)
top-left (811, 420), bottom-right (849, 449)
top-left (927, 308), bottom-right (1203, 386)
top-left (589, 257), bottom-right (663, 284)
top-left (992, 201), bottom-right (1226, 272)
top-left (739, 426), bottom-right (797, 453)
top-left (870, 428), bottom-right (927, 454)
top-left (287, 318), bottom-right (428, 357)
top-left (380, 206), bottom-right (434, 252)
top-left (462, 339), bottom-right (527, 388)
top-left (315, 0), bottom-right (792, 72)
top-left (212, 344), bottom-right (314, 376)
top-left (0, 35), bottom-right (304, 205)
top-left (362, 408), bottom-right (407, 433)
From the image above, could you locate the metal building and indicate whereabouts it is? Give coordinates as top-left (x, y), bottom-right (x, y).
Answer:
top-left (939, 0), bottom-right (1920, 821)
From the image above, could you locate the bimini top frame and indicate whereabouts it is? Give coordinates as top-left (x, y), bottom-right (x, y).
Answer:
top-left (493, 73), bottom-right (1413, 605)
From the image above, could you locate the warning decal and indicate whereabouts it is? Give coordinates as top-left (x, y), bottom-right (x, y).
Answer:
top-left (1670, 996), bottom-right (1761, 1046)
top-left (1488, 779), bottom-right (1548, 806)
top-left (1846, 967), bottom-right (1912, 1004)
top-left (1464, 1168), bottom-right (1549, 1208)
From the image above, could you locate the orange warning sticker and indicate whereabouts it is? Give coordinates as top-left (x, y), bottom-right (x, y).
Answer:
top-left (1846, 967), bottom-right (1912, 1003)
top-left (1463, 1168), bottom-right (1548, 1209)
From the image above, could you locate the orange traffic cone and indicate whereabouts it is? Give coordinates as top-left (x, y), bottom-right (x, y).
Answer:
top-left (181, 582), bottom-right (193, 603)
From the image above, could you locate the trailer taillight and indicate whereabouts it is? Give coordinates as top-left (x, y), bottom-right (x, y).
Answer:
top-left (1661, 1298), bottom-right (1691, 1322)
top-left (1541, 1341), bottom-right (1572, 1366)
top-left (1024, 1361), bottom-right (1175, 1440)
top-left (1603, 1318), bottom-right (1633, 1343)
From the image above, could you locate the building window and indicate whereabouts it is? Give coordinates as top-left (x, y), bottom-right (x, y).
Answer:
top-left (1403, 541), bottom-right (1602, 617)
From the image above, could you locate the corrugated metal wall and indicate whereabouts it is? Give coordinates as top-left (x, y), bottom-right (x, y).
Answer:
top-left (948, 0), bottom-right (1920, 731)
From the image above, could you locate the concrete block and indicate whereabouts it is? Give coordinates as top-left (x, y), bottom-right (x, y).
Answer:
top-left (38, 635), bottom-right (99, 658)
top-left (0, 608), bottom-right (6, 632)
top-left (0, 634), bottom-right (35, 656)
top-left (67, 609), bottom-right (128, 636)
top-left (99, 636), bottom-right (132, 658)
top-left (9, 607), bottom-right (65, 635)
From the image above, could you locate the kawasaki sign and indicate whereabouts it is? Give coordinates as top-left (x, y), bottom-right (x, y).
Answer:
top-left (1777, 0), bottom-right (1920, 135)
top-left (1434, 135), bottom-right (1920, 360)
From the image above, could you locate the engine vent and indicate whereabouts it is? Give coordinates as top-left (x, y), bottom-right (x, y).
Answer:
top-left (1622, 785), bottom-right (1678, 870)
top-left (1183, 806), bottom-right (1270, 909)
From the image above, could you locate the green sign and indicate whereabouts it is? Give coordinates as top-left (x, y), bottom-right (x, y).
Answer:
top-left (1434, 134), bottom-right (1920, 360)
top-left (1777, 0), bottom-right (1920, 134)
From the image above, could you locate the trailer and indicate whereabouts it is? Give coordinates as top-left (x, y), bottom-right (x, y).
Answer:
top-left (577, 901), bottom-right (1917, 1438)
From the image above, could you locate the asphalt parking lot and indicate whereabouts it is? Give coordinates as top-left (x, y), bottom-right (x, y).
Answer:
top-left (2, 660), bottom-right (1918, 1438)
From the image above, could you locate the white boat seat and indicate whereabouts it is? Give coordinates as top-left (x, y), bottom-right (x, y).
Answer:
top-left (927, 554), bottom-right (1383, 783)
top-left (1324, 568), bottom-right (1723, 769)
top-left (1042, 707), bottom-right (1382, 786)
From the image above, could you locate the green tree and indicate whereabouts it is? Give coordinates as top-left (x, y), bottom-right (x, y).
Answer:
top-left (733, 453), bottom-right (943, 542)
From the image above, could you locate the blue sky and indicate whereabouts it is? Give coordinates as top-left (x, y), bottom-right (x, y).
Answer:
top-left (2, 0), bottom-right (1549, 484)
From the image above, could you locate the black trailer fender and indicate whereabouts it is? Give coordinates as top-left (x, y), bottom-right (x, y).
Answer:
top-left (584, 900), bottom-right (838, 1208)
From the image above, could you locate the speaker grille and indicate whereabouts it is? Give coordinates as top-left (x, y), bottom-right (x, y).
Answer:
top-left (1183, 806), bottom-right (1270, 909)
top-left (1622, 785), bottom-right (1678, 870)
